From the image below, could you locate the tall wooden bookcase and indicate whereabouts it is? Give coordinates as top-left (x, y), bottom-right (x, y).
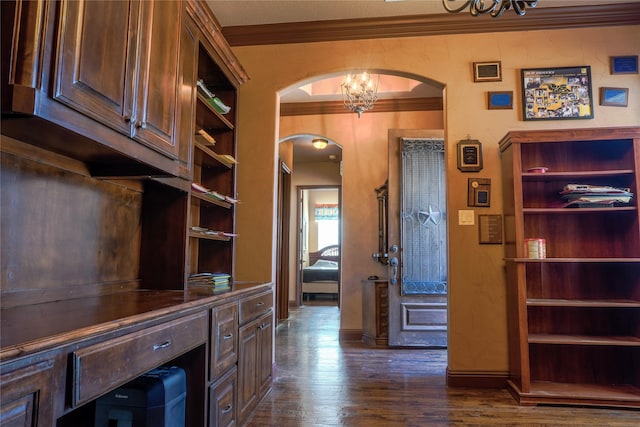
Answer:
top-left (184, 4), bottom-right (243, 284)
top-left (499, 127), bottom-right (640, 408)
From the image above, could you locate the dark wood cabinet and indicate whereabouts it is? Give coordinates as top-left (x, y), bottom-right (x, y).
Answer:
top-left (54, 0), bottom-right (182, 160)
top-left (1, 1), bottom-right (264, 426)
top-left (500, 126), bottom-right (640, 408)
top-left (0, 361), bottom-right (53, 427)
top-left (362, 280), bottom-right (389, 346)
top-left (237, 292), bottom-right (274, 425)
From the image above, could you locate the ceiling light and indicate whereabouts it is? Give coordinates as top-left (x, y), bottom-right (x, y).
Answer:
top-left (312, 138), bottom-right (328, 149)
top-left (442, 0), bottom-right (538, 17)
top-left (341, 72), bottom-right (379, 118)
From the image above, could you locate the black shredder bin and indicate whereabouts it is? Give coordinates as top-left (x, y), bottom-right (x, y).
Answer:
top-left (94, 366), bottom-right (186, 427)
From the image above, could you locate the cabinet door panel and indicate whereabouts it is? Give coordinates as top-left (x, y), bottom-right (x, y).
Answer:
top-left (0, 361), bottom-right (54, 427)
top-left (132, 0), bottom-right (181, 157)
top-left (257, 312), bottom-right (273, 399)
top-left (54, 0), bottom-right (135, 135)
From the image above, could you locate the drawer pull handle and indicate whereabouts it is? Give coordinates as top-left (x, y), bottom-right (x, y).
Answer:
top-left (259, 323), bottom-right (267, 330)
top-left (152, 340), bottom-right (172, 351)
top-left (256, 301), bottom-right (265, 307)
top-left (222, 404), bottom-right (232, 413)
top-left (223, 333), bottom-right (233, 340)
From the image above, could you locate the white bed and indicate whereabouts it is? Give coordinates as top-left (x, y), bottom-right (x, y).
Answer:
top-left (302, 245), bottom-right (340, 299)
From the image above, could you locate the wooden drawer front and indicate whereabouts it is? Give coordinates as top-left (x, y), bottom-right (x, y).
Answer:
top-left (72, 311), bottom-right (207, 407)
top-left (208, 367), bottom-right (237, 427)
top-left (239, 291), bottom-right (273, 325)
top-left (211, 302), bottom-right (238, 380)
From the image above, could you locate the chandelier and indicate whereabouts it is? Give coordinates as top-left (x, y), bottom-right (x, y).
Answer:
top-left (442, 0), bottom-right (538, 17)
top-left (341, 72), bottom-right (379, 118)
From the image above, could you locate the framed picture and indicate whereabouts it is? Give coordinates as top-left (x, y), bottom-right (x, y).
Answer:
top-left (473, 61), bottom-right (501, 82)
top-left (610, 56), bottom-right (638, 74)
top-left (487, 91), bottom-right (513, 110)
top-left (457, 139), bottom-right (483, 172)
top-left (521, 66), bottom-right (594, 121)
top-left (600, 87), bottom-right (629, 107)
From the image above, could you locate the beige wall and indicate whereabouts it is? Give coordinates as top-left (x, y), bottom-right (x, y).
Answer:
top-left (234, 26), bottom-right (640, 376)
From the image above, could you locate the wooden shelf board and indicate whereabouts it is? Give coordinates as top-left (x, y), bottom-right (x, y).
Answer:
top-left (523, 206), bottom-right (636, 214)
top-left (196, 94), bottom-right (234, 130)
top-left (527, 298), bottom-right (640, 308)
top-left (191, 191), bottom-right (232, 209)
top-left (188, 231), bottom-right (231, 241)
top-left (522, 381), bottom-right (640, 407)
top-left (194, 140), bottom-right (234, 169)
top-left (507, 258), bottom-right (640, 263)
top-left (522, 169), bottom-right (635, 179)
top-left (529, 334), bottom-right (640, 346)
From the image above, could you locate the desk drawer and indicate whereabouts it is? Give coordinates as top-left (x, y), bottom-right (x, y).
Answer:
top-left (72, 311), bottom-right (207, 406)
top-left (239, 291), bottom-right (273, 325)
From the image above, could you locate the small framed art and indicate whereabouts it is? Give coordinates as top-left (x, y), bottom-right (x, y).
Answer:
top-left (488, 91), bottom-right (513, 109)
top-left (473, 61), bottom-right (501, 82)
top-left (600, 87), bottom-right (629, 107)
top-left (457, 139), bottom-right (483, 172)
top-left (521, 66), bottom-right (593, 121)
top-left (610, 56), bottom-right (638, 74)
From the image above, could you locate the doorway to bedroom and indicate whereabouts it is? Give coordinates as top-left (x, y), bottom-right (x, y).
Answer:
top-left (297, 186), bottom-right (341, 307)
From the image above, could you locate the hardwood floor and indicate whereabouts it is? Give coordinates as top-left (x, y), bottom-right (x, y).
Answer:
top-left (247, 305), bottom-right (638, 426)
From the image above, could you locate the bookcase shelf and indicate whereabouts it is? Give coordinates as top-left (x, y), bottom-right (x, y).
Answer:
top-left (500, 126), bottom-right (640, 409)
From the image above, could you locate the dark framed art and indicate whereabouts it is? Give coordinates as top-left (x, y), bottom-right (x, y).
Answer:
top-left (488, 91), bottom-right (513, 109)
top-left (610, 56), bottom-right (638, 74)
top-left (473, 61), bottom-right (501, 82)
top-left (600, 87), bottom-right (629, 107)
top-left (457, 139), bottom-right (483, 172)
top-left (521, 66), bottom-right (594, 121)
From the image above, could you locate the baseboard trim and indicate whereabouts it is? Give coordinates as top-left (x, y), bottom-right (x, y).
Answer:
top-left (339, 329), bottom-right (363, 342)
top-left (446, 368), bottom-right (508, 389)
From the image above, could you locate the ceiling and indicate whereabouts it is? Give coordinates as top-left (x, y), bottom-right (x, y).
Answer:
top-left (205, 0), bottom-right (639, 163)
top-left (207, 0), bottom-right (639, 27)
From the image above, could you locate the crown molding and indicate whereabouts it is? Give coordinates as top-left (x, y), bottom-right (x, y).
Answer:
top-left (222, 3), bottom-right (640, 46)
top-left (280, 97), bottom-right (443, 116)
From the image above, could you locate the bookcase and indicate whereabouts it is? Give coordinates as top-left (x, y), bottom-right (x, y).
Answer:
top-left (499, 127), bottom-right (640, 408)
top-left (184, 10), bottom-right (241, 287)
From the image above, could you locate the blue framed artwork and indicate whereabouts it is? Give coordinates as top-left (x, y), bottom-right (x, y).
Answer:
top-left (600, 87), bottom-right (629, 107)
top-left (488, 91), bottom-right (513, 110)
top-left (610, 56), bottom-right (638, 75)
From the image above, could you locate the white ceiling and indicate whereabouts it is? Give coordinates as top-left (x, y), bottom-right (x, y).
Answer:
top-left (207, 0), bottom-right (639, 27)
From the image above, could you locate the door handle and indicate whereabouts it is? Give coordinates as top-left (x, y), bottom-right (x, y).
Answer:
top-left (389, 257), bottom-right (398, 285)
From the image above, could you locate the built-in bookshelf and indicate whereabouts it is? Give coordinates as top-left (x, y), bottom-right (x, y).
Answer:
top-left (499, 127), bottom-right (640, 408)
top-left (186, 18), bottom-right (240, 290)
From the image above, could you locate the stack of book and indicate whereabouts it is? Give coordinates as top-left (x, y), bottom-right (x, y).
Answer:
top-left (211, 273), bottom-right (231, 291)
top-left (560, 184), bottom-right (633, 207)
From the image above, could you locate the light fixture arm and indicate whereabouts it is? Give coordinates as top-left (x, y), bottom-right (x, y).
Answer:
top-left (442, 0), bottom-right (538, 17)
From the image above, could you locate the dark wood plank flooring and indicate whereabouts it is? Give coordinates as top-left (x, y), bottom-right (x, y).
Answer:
top-left (247, 305), bottom-right (638, 426)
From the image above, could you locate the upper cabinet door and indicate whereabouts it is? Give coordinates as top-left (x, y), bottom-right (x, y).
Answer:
top-left (132, 0), bottom-right (181, 159)
top-left (54, 0), bottom-right (137, 137)
top-left (54, 0), bottom-right (180, 160)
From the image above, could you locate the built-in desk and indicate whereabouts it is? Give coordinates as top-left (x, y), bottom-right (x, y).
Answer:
top-left (0, 282), bottom-right (273, 426)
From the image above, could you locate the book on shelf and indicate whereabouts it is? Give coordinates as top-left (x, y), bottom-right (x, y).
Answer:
top-left (195, 129), bottom-right (216, 146)
top-left (196, 79), bottom-right (215, 98)
top-left (207, 97), bottom-right (231, 114)
top-left (191, 182), bottom-right (210, 193)
top-left (218, 154), bottom-right (238, 165)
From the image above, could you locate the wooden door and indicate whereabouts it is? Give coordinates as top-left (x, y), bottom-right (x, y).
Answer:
top-left (132, 0), bottom-right (181, 158)
top-left (54, 0), bottom-right (137, 136)
top-left (387, 136), bottom-right (448, 347)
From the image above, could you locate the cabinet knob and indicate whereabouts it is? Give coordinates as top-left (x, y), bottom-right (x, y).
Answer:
top-left (222, 404), bottom-right (232, 414)
top-left (135, 121), bottom-right (147, 129)
top-left (223, 333), bottom-right (233, 340)
top-left (124, 115), bottom-right (133, 123)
